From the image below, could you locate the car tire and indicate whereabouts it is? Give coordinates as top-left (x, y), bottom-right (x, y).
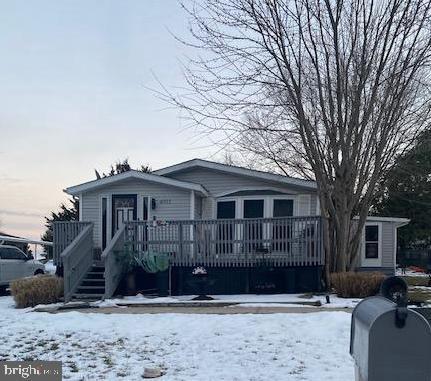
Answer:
top-left (34, 269), bottom-right (44, 276)
top-left (0, 286), bottom-right (7, 295)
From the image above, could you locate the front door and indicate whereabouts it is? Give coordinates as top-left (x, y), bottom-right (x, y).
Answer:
top-left (112, 194), bottom-right (137, 237)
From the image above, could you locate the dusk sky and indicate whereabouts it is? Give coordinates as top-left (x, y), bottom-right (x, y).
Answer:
top-left (0, 0), bottom-right (214, 240)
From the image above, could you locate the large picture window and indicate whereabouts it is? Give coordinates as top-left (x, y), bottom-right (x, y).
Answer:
top-left (273, 199), bottom-right (294, 217)
top-left (365, 225), bottom-right (379, 259)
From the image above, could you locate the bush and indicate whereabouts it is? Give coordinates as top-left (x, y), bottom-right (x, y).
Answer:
top-left (330, 272), bottom-right (385, 298)
top-left (10, 275), bottom-right (64, 308)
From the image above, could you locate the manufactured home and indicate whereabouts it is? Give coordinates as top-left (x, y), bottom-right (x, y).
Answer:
top-left (52, 159), bottom-right (408, 301)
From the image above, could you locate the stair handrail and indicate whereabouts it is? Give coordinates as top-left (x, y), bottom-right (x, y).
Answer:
top-left (102, 225), bottom-right (126, 299)
top-left (61, 224), bottom-right (94, 302)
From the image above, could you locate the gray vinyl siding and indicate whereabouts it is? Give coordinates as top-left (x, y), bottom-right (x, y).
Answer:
top-left (381, 222), bottom-right (396, 268)
top-left (357, 220), bottom-right (397, 274)
top-left (80, 178), bottom-right (191, 248)
top-left (81, 193), bottom-right (100, 246)
top-left (310, 195), bottom-right (319, 216)
top-left (195, 196), bottom-right (203, 219)
top-left (164, 167), bottom-right (318, 218)
top-left (166, 167), bottom-right (307, 195)
top-left (202, 197), bottom-right (214, 220)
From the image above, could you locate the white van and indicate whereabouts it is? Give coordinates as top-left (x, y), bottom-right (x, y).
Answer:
top-left (0, 245), bottom-right (45, 290)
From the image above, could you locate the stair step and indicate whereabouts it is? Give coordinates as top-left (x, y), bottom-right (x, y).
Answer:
top-left (91, 266), bottom-right (105, 272)
top-left (75, 288), bottom-right (105, 295)
top-left (77, 285), bottom-right (105, 290)
top-left (86, 272), bottom-right (104, 279)
top-left (81, 279), bottom-right (105, 285)
top-left (71, 293), bottom-right (104, 300)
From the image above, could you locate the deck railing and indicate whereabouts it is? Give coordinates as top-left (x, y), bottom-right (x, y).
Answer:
top-left (61, 224), bottom-right (93, 302)
top-left (102, 225), bottom-right (126, 299)
top-left (125, 216), bottom-right (324, 267)
top-left (53, 221), bottom-right (92, 266)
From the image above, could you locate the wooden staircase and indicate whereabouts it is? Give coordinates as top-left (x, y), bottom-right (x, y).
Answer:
top-left (71, 264), bottom-right (105, 301)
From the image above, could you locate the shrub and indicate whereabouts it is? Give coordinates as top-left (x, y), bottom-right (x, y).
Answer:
top-left (10, 275), bottom-right (64, 308)
top-left (330, 272), bottom-right (385, 298)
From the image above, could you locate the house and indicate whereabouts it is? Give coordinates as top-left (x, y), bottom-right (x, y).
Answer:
top-left (53, 159), bottom-right (409, 301)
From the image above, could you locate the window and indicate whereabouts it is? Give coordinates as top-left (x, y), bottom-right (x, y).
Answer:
top-left (273, 199), bottom-right (293, 217)
top-left (143, 197), bottom-right (149, 221)
top-left (0, 247), bottom-right (27, 260)
top-left (217, 201), bottom-right (236, 219)
top-left (243, 199), bottom-right (264, 219)
top-left (365, 225), bottom-right (379, 259)
top-left (216, 201), bottom-right (236, 254)
top-left (273, 199), bottom-right (294, 252)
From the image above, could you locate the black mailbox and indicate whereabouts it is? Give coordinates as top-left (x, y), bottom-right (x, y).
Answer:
top-left (350, 296), bottom-right (431, 381)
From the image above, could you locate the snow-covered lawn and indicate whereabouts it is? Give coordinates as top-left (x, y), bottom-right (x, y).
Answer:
top-left (0, 296), bottom-right (354, 380)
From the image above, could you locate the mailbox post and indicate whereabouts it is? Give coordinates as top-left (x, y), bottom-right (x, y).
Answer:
top-left (350, 294), bottom-right (431, 381)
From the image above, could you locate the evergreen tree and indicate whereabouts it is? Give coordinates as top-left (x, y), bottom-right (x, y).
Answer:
top-left (374, 129), bottom-right (431, 249)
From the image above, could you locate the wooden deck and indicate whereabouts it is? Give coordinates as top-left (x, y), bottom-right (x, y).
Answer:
top-left (125, 216), bottom-right (324, 267)
top-left (53, 216), bottom-right (325, 300)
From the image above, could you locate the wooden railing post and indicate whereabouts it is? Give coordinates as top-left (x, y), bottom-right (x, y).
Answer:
top-left (178, 222), bottom-right (183, 266)
top-left (102, 225), bottom-right (126, 299)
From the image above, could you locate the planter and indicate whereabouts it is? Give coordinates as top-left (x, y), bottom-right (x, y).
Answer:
top-left (156, 270), bottom-right (169, 297)
top-left (190, 274), bottom-right (214, 300)
top-left (126, 271), bottom-right (137, 295)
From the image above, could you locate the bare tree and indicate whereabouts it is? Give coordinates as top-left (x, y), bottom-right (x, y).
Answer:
top-left (165, 0), bottom-right (431, 273)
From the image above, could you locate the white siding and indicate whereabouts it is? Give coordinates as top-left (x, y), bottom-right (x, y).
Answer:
top-left (195, 196), bottom-right (203, 219)
top-left (166, 167), bottom-right (305, 195)
top-left (297, 194), bottom-right (312, 216)
top-left (202, 197), bottom-right (215, 219)
top-left (80, 178), bottom-right (191, 248)
top-left (310, 194), bottom-right (319, 215)
top-left (165, 167), bottom-right (318, 218)
top-left (357, 220), bottom-right (398, 274)
top-left (381, 221), bottom-right (396, 268)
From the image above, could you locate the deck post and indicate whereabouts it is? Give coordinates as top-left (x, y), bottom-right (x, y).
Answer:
top-left (178, 222), bottom-right (183, 266)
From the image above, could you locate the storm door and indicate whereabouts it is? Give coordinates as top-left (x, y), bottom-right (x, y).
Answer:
top-left (111, 194), bottom-right (137, 237)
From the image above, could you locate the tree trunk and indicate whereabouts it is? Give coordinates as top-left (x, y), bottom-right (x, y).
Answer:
top-left (323, 217), bottom-right (332, 291)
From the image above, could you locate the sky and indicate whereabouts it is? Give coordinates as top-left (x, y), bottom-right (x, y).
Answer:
top-left (0, 0), bottom-right (215, 240)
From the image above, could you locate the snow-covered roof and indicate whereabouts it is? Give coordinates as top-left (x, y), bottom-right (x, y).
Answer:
top-left (154, 159), bottom-right (317, 190)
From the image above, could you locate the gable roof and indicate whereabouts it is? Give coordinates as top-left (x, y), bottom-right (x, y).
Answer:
top-left (65, 170), bottom-right (208, 196)
top-left (154, 159), bottom-right (317, 190)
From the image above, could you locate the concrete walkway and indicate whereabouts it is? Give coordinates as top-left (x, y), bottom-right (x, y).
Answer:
top-left (58, 305), bottom-right (353, 314)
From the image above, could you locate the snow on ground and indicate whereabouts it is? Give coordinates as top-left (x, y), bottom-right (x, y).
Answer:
top-left (0, 296), bottom-right (354, 380)
top-left (396, 268), bottom-right (430, 278)
top-left (93, 293), bottom-right (360, 309)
